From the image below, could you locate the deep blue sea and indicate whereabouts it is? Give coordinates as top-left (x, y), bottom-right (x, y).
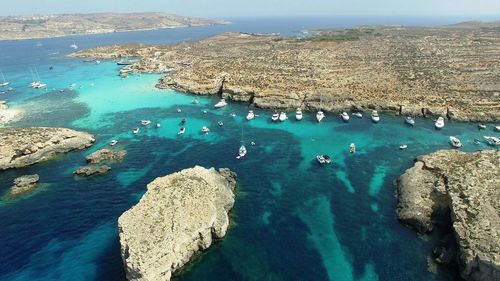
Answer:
top-left (0, 16), bottom-right (498, 281)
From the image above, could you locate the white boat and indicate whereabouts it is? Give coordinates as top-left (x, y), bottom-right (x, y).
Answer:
top-left (133, 128), bottom-right (139, 134)
top-left (435, 117), bottom-right (445, 129)
top-left (156, 123), bottom-right (161, 128)
top-left (341, 112), bottom-right (350, 122)
top-left (95, 60), bottom-right (101, 65)
top-left (405, 116), bottom-right (415, 126)
top-left (316, 154), bottom-right (331, 164)
top-left (218, 121), bottom-right (224, 126)
top-left (178, 127), bottom-right (185, 135)
top-left (271, 112), bottom-right (279, 122)
top-left (69, 43), bottom-right (78, 49)
top-left (230, 113), bottom-right (236, 117)
top-left (214, 99), bottom-right (227, 108)
top-left (246, 110), bottom-right (255, 120)
top-left (316, 111), bottom-right (325, 122)
top-left (201, 126), bottom-right (210, 133)
top-left (484, 136), bottom-right (500, 146)
top-left (29, 68), bottom-right (46, 89)
top-left (279, 112), bottom-right (288, 122)
top-left (371, 110), bottom-right (380, 123)
top-left (295, 108), bottom-right (303, 120)
top-left (349, 143), bottom-right (356, 153)
top-left (352, 112), bottom-right (363, 118)
top-left (141, 120), bottom-right (151, 126)
top-left (449, 136), bottom-right (462, 148)
top-left (236, 145), bottom-right (247, 159)
top-left (478, 123), bottom-right (486, 130)
top-left (0, 71), bottom-right (9, 87)
top-left (191, 99), bottom-right (199, 104)
top-left (110, 140), bottom-right (118, 146)
top-left (176, 108), bottom-right (182, 113)
top-left (399, 144), bottom-right (408, 150)
top-left (495, 126), bottom-right (500, 132)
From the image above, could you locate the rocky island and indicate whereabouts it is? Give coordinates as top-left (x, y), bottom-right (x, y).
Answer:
top-left (118, 166), bottom-right (237, 281)
top-left (0, 12), bottom-right (227, 41)
top-left (0, 127), bottom-right (95, 170)
top-left (73, 22), bottom-right (500, 121)
top-left (74, 148), bottom-right (126, 177)
top-left (396, 149), bottom-right (499, 281)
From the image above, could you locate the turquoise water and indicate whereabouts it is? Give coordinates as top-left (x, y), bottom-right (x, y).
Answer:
top-left (1, 19), bottom-right (498, 281)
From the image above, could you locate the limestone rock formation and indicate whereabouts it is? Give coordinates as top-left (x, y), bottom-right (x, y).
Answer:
top-left (118, 166), bottom-right (237, 281)
top-left (396, 149), bottom-right (500, 281)
top-left (0, 127), bottom-right (95, 170)
top-left (9, 174), bottom-right (40, 196)
top-left (85, 148), bottom-right (127, 164)
top-left (74, 165), bottom-right (111, 176)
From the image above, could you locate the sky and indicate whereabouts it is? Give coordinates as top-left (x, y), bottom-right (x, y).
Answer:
top-left (1, 0), bottom-right (500, 18)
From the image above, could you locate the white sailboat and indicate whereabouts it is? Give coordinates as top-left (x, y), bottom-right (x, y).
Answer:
top-left (29, 68), bottom-right (46, 89)
top-left (295, 108), bottom-right (303, 120)
top-left (236, 128), bottom-right (247, 159)
top-left (70, 42), bottom-right (78, 49)
top-left (316, 94), bottom-right (325, 122)
top-left (0, 70), bottom-right (9, 87)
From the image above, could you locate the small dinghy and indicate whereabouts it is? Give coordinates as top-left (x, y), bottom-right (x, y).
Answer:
top-left (141, 120), bottom-right (151, 126)
top-left (218, 121), bottom-right (224, 127)
top-left (349, 143), bottom-right (356, 153)
top-left (435, 117), bottom-right (445, 129)
top-left (371, 110), bottom-right (380, 123)
top-left (156, 123), bottom-right (161, 128)
top-left (236, 145), bottom-right (247, 159)
top-left (341, 112), bottom-right (350, 122)
top-left (352, 112), bottom-right (363, 118)
top-left (316, 154), bottom-right (331, 164)
top-left (246, 110), bottom-right (255, 120)
top-left (279, 112), bottom-right (288, 122)
top-left (295, 108), bottom-right (303, 121)
top-left (484, 136), bottom-right (500, 146)
top-left (449, 136), bottom-right (462, 148)
top-left (478, 123), bottom-right (486, 130)
top-left (110, 140), bottom-right (118, 146)
top-left (316, 110), bottom-right (325, 122)
top-left (399, 144), bottom-right (408, 150)
top-left (214, 99), bottom-right (227, 108)
top-left (178, 127), bottom-right (186, 135)
top-left (201, 126), bottom-right (210, 134)
top-left (271, 112), bottom-right (279, 122)
top-left (405, 116), bottom-right (415, 126)
top-left (133, 128), bottom-right (139, 134)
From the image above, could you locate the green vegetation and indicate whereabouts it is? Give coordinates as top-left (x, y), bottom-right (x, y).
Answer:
top-left (297, 28), bottom-right (382, 42)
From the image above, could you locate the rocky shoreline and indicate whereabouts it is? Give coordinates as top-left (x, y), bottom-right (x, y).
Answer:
top-left (73, 24), bottom-right (500, 122)
top-left (0, 127), bottom-right (95, 170)
top-left (396, 149), bottom-right (499, 281)
top-left (118, 166), bottom-right (237, 281)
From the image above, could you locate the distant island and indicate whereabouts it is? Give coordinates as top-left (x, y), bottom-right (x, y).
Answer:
top-left (0, 12), bottom-right (228, 41)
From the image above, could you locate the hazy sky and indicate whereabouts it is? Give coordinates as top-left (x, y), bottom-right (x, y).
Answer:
top-left (2, 0), bottom-right (500, 18)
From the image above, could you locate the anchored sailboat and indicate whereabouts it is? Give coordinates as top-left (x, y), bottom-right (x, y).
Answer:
top-left (236, 128), bottom-right (247, 159)
top-left (0, 70), bottom-right (9, 87)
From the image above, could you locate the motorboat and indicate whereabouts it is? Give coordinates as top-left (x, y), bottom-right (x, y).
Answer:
top-left (295, 108), bottom-right (303, 120)
top-left (478, 123), bottom-right (486, 130)
top-left (341, 112), bottom-right (350, 122)
top-left (449, 136), bottom-right (462, 148)
top-left (201, 126), bottom-right (210, 134)
top-left (110, 140), bottom-right (118, 146)
top-left (399, 144), bottom-right (408, 150)
top-left (435, 117), bottom-right (445, 129)
top-left (484, 136), bottom-right (500, 146)
top-left (218, 121), bottom-right (224, 126)
top-left (133, 128), bottom-right (139, 134)
top-left (178, 127), bottom-right (186, 135)
top-left (191, 99), bottom-right (199, 104)
top-left (236, 145), bottom-right (247, 159)
top-left (180, 118), bottom-right (186, 125)
top-left (316, 110), bottom-right (325, 122)
top-left (371, 110), bottom-right (380, 123)
top-left (279, 112), bottom-right (288, 122)
top-left (176, 108), bottom-right (182, 113)
top-left (156, 123), bottom-right (161, 128)
top-left (271, 112), bottom-right (279, 122)
top-left (251, 141), bottom-right (256, 146)
top-left (352, 112), bottom-right (363, 118)
top-left (246, 110), bottom-right (255, 120)
top-left (202, 110), bottom-right (207, 114)
top-left (349, 143), bottom-right (356, 153)
top-left (214, 99), bottom-right (227, 108)
top-left (141, 120), bottom-right (151, 126)
top-left (316, 154), bottom-right (331, 164)
top-left (405, 116), bottom-right (415, 126)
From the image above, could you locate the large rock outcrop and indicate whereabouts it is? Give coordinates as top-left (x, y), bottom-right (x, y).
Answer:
top-left (9, 174), bottom-right (40, 196)
top-left (396, 149), bottom-right (500, 281)
top-left (0, 127), bottom-right (95, 170)
top-left (118, 166), bottom-right (237, 281)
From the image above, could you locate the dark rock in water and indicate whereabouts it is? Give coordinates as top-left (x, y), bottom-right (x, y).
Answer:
top-left (86, 148), bottom-right (126, 164)
top-left (10, 174), bottom-right (40, 196)
top-left (74, 165), bottom-right (111, 176)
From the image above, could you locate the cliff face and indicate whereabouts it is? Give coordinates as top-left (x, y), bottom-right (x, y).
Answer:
top-left (118, 166), bottom-right (237, 281)
top-left (396, 150), bottom-right (500, 281)
top-left (0, 127), bottom-right (95, 170)
top-left (73, 25), bottom-right (500, 121)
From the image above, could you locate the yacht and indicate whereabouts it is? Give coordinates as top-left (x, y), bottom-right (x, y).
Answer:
top-left (405, 116), bottom-right (415, 126)
top-left (214, 99), bottom-right (227, 108)
top-left (201, 126), bottom-right (210, 134)
top-left (29, 68), bottom-right (46, 89)
top-left (371, 110), bottom-right (380, 123)
top-left (316, 110), bottom-right (325, 122)
top-left (478, 123), bottom-right (486, 130)
top-left (236, 145), bottom-right (247, 159)
top-left (141, 120), bottom-right (151, 126)
top-left (295, 108), bottom-right (303, 120)
top-left (246, 110), bottom-right (255, 120)
top-left (178, 127), bottom-right (186, 135)
top-left (352, 112), bottom-right (363, 118)
top-left (340, 112), bottom-right (350, 122)
top-left (449, 136), bottom-right (462, 148)
top-left (271, 111), bottom-right (279, 122)
top-left (279, 111), bottom-right (288, 122)
top-left (110, 140), bottom-right (118, 146)
top-left (69, 43), bottom-right (78, 49)
top-left (435, 117), bottom-right (445, 129)
top-left (316, 154), bottom-right (331, 164)
top-left (0, 71), bottom-right (9, 87)
top-left (349, 143), bottom-right (356, 153)
top-left (484, 136), bottom-right (500, 146)
top-left (133, 128), bottom-right (139, 134)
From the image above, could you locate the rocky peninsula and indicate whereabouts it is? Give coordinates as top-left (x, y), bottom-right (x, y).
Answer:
top-left (0, 127), bottom-right (95, 170)
top-left (73, 22), bottom-right (500, 122)
top-left (396, 149), bottom-right (499, 281)
top-left (118, 166), bottom-right (237, 281)
top-left (0, 12), bottom-right (227, 41)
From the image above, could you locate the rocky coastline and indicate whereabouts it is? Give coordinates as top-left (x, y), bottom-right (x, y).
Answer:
top-left (73, 24), bottom-right (500, 122)
top-left (396, 149), bottom-right (499, 281)
top-left (118, 166), bottom-right (237, 281)
top-left (0, 127), bottom-right (95, 170)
